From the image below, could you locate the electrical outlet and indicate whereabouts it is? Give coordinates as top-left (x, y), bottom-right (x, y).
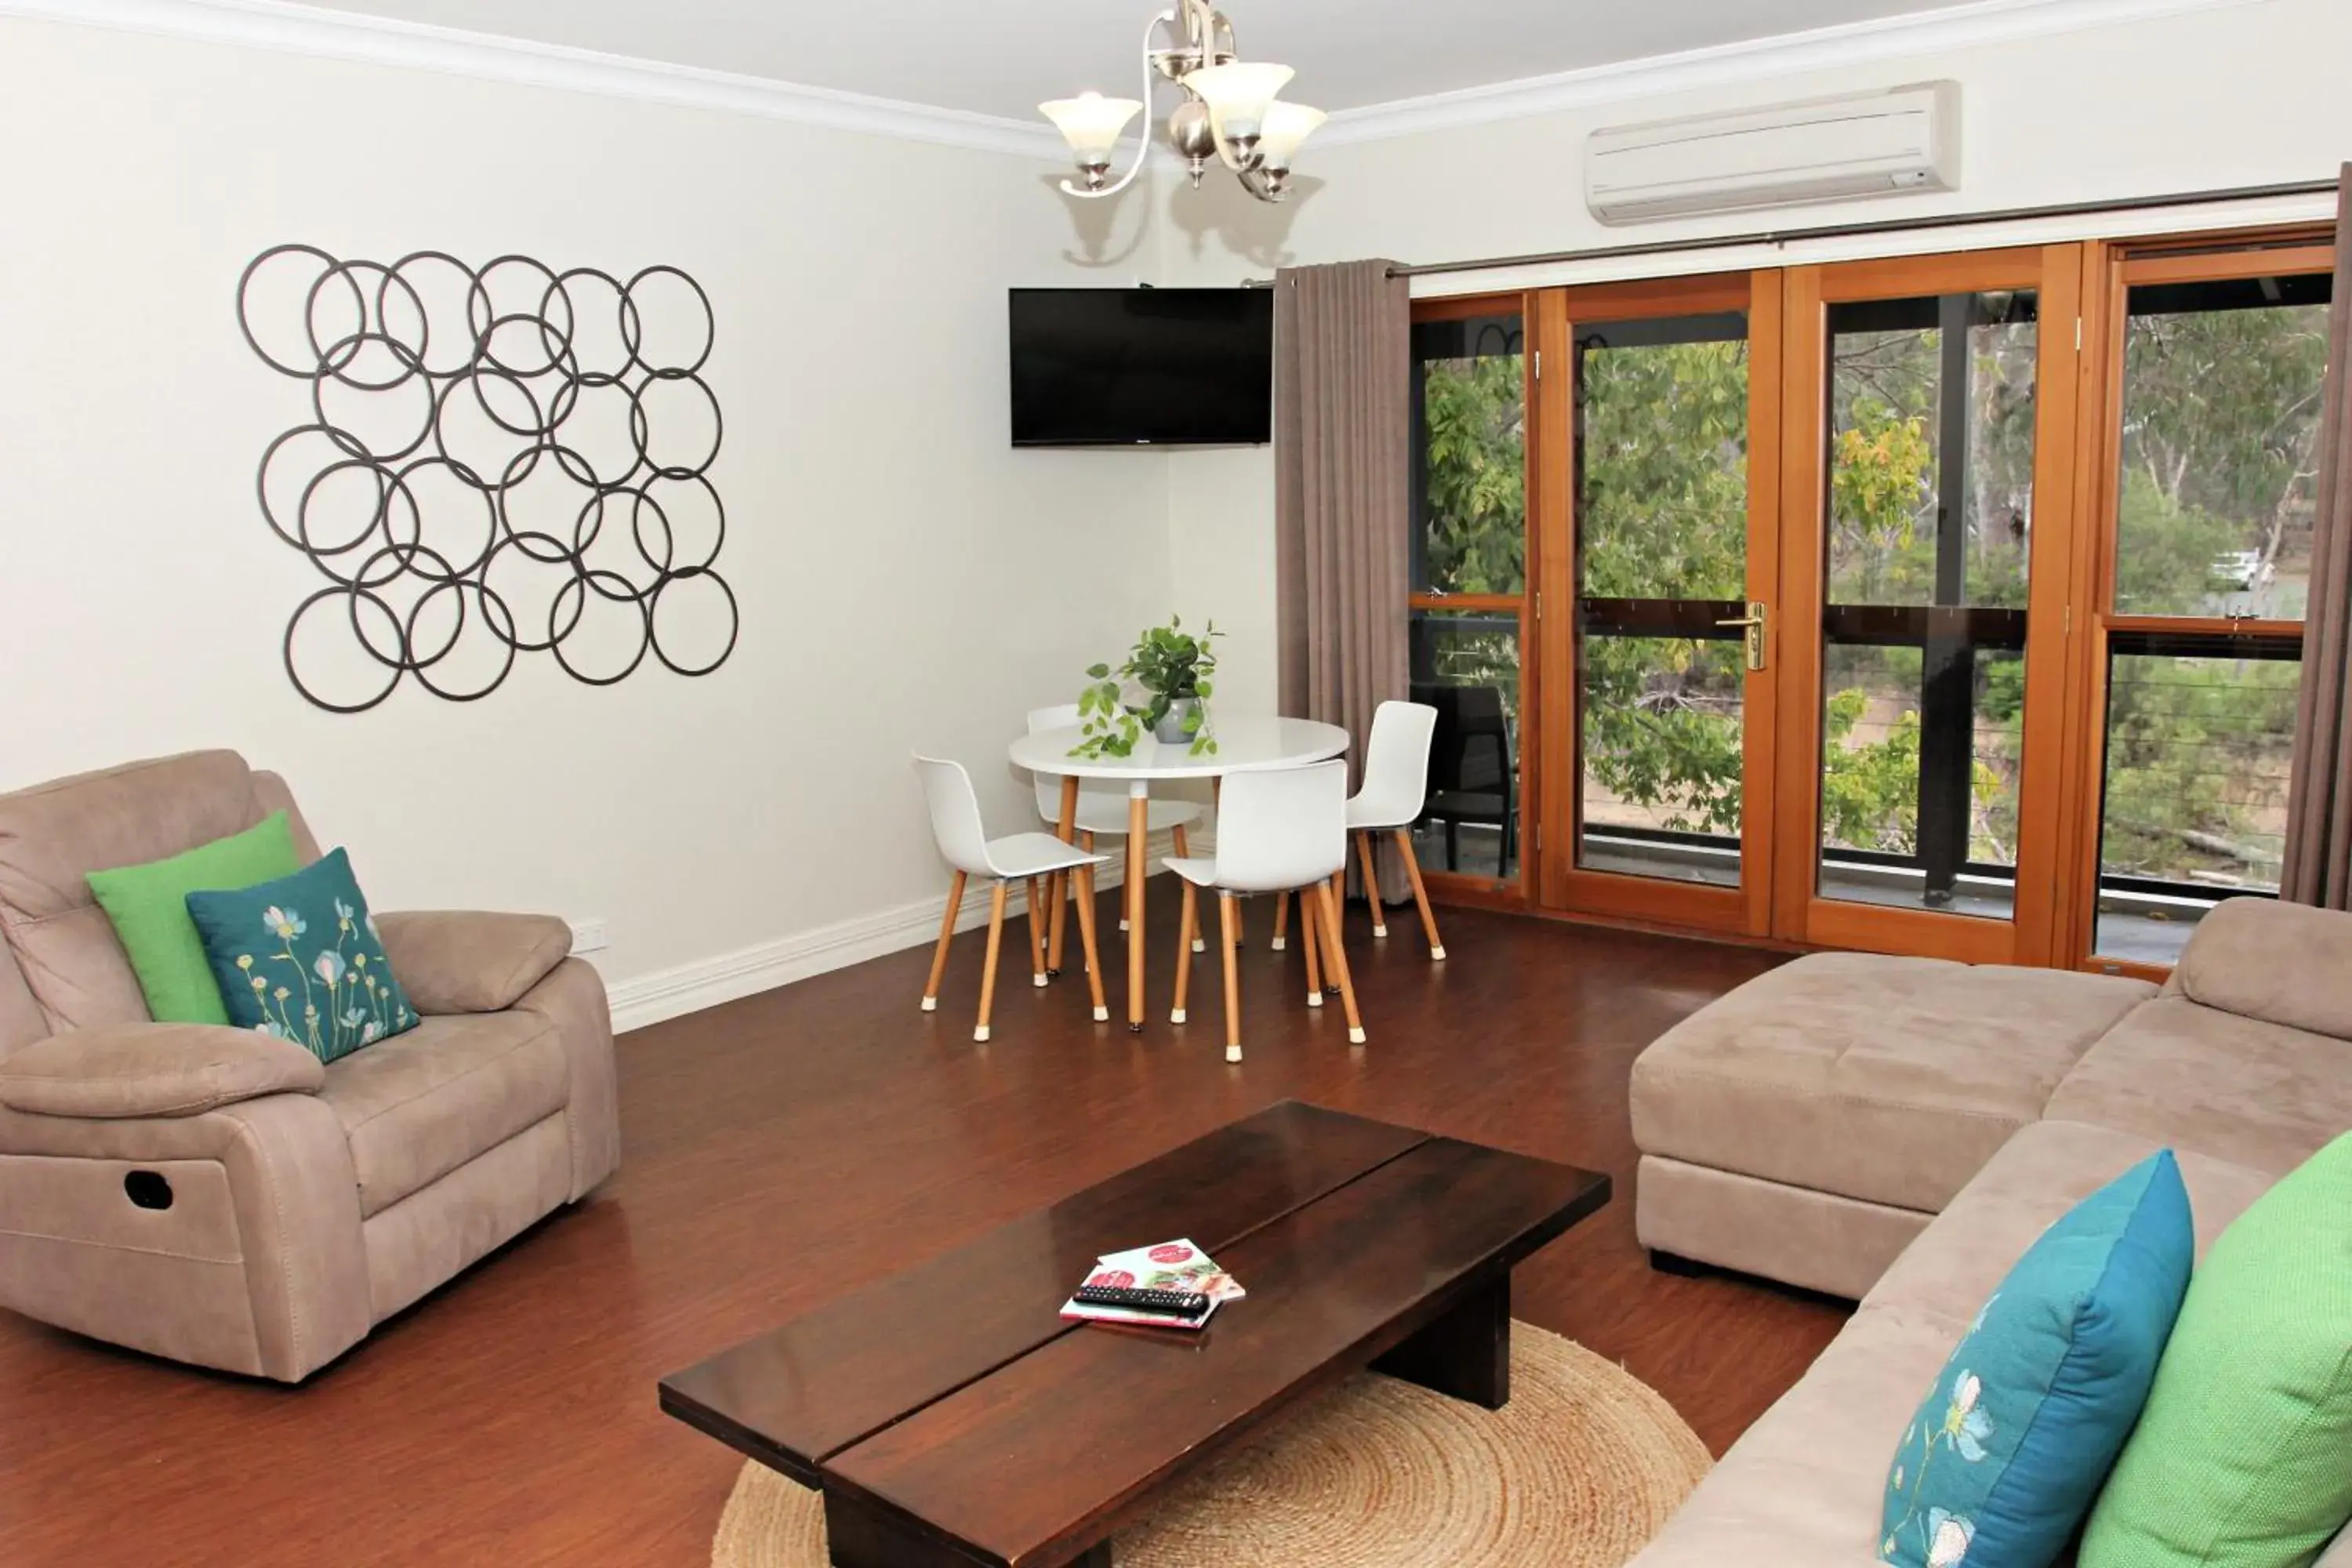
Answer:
top-left (568, 918), bottom-right (609, 955)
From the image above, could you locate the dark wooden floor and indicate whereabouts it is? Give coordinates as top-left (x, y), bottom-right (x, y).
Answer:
top-left (0, 884), bottom-right (1843, 1566)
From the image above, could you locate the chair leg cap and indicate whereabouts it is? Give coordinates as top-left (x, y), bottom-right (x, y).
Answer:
top-left (1192, 939), bottom-right (1207, 953)
top-left (920, 996), bottom-right (938, 1012)
top-left (973, 1026), bottom-right (991, 1042)
top-left (1034, 973), bottom-right (1051, 988)
top-left (1430, 946), bottom-right (1447, 960)
top-left (1092, 1006), bottom-right (1109, 1022)
top-left (1348, 1027), bottom-right (1367, 1045)
top-left (1170, 1008), bottom-right (1187, 1024)
top-left (1225, 1045), bottom-right (1243, 1064)
top-left (1119, 919), bottom-right (1131, 931)
top-left (1271, 938), bottom-right (1287, 951)
top-left (1307, 992), bottom-right (1323, 1007)
top-left (1372, 925), bottom-right (1388, 938)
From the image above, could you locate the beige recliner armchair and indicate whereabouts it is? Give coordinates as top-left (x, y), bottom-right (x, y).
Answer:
top-left (0, 750), bottom-right (619, 1381)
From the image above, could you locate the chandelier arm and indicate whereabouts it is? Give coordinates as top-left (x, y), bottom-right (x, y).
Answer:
top-left (1058, 8), bottom-right (1176, 199)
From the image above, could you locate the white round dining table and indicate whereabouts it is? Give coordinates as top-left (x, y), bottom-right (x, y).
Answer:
top-left (1008, 715), bottom-right (1351, 1030)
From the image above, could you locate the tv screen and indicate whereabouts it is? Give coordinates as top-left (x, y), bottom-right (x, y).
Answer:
top-left (1010, 288), bottom-right (1273, 447)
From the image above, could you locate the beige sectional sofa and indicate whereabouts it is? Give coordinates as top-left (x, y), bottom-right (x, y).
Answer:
top-left (1628, 898), bottom-right (2352, 1568)
top-left (0, 752), bottom-right (621, 1381)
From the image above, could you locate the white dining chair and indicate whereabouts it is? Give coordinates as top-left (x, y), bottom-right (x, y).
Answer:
top-left (1164, 760), bottom-right (1363, 1063)
top-left (1347, 699), bottom-right (1447, 960)
top-left (913, 756), bottom-right (1109, 1042)
top-left (1025, 704), bottom-right (1207, 944)
top-left (1267, 700), bottom-right (1447, 964)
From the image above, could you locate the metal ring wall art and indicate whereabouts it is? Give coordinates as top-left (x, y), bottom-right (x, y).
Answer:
top-left (238, 245), bottom-right (736, 712)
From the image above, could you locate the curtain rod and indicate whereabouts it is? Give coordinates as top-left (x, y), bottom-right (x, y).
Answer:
top-left (1298, 178), bottom-right (2339, 283)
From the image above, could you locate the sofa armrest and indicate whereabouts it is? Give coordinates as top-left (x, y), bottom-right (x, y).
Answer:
top-left (0, 1024), bottom-right (324, 1119)
top-left (374, 910), bottom-right (575, 1014)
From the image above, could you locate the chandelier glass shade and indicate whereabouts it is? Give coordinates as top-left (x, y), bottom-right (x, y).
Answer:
top-left (1039, 2), bottom-right (1323, 203)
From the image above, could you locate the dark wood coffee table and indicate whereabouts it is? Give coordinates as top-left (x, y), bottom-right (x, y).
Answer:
top-left (660, 1100), bottom-right (1609, 1568)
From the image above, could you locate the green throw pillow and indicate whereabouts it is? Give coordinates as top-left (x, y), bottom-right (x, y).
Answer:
top-left (2082, 1130), bottom-right (2352, 1568)
top-left (85, 811), bottom-right (302, 1025)
top-left (184, 848), bottom-right (416, 1063)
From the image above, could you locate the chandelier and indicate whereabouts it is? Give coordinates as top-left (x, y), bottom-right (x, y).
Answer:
top-left (1038, 1), bottom-right (1325, 205)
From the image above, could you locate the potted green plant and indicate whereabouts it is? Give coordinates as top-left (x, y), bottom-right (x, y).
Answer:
top-left (1071, 615), bottom-right (1221, 759)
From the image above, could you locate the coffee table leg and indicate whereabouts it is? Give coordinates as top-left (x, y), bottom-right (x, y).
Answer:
top-left (1372, 1273), bottom-right (1511, 1410)
top-left (825, 1490), bottom-right (1111, 1567)
top-left (824, 1490), bottom-right (964, 1567)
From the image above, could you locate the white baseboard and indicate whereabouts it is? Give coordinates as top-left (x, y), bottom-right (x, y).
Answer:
top-left (605, 829), bottom-right (1194, 1034)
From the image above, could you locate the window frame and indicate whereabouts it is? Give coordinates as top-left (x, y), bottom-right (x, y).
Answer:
top-left (2057, 230), bottom-right (2334, 978)
top-left (1407, 290), bottom-right (1541, 906)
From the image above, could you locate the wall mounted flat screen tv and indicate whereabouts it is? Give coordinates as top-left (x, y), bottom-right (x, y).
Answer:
top-left (1010, 288), bottom-right (1273, 447)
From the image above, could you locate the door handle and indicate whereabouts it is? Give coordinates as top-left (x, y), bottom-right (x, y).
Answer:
top-left (1715, 601), bottom-right (1768, 672)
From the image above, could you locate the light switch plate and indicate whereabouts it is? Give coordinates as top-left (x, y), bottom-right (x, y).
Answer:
top-left (568, 918), bottom-right (609, 955)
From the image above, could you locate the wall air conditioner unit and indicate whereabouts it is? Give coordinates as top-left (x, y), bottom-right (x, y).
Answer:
top-left (1586, 82), bottom-right (1960, 226)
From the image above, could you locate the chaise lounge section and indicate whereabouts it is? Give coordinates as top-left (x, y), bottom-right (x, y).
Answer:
top-left (1626, 897), bottom-right (2352, 1566)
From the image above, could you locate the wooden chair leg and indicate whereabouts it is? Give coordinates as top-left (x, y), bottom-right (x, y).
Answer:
top-left (1047, 775), bottom-right (1078, 975)
top-left (1171, 881), bottom-right (1197, 1023)
top-left (922, 870), bottom-right (966, 1012)
top-left (1272, 890), bottom-right (1290, 951)
top-left (1070, 862), bottom-right (1109, 1022)
top-left (1299, 886), bottom-right (1324, 1007)
top-left (1025, 878), bottom-right (1048, 987)
top-left (974, 881), bottom-right (1008, 1043)
top-left (1173, 825), bottom-right (1203, 953)
top-left (1394, 829), bottom-right (1447, 960)
top-left (1218, 892), bottom-right (1242, 1063)
top-left (1316, 880), bottom-right (1367, 1045)
top-left (1324, 870), bottom-right (1346, 992)
top-left (1357, 833), bottom-right (1388, 938)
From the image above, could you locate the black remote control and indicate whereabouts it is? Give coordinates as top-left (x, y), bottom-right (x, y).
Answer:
top-left (1073, 1285), bottom-right (1213, 1319)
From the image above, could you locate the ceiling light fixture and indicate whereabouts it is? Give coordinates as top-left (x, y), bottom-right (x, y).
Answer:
top-left (1039, 2), bottom-right (1324, 205)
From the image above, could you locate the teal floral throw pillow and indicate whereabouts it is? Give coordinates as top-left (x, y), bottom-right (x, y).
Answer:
top-left (1881, 1150), bottom-right (2193, 1568)
top-left (185, 848), bottom-right (417, 1063)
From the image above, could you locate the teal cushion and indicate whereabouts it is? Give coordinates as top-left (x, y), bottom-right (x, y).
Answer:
top-left (185, 848), bottom-right (416, 1063)
top-left (1881, 1149), bottom-right (2194, 1568)
top-left (85, 812), bottom-right (301, 1025)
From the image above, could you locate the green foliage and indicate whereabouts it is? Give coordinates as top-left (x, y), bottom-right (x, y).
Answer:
top-left (2101, 654), bottom-right (2299, 885)
top-left (1411, 296), bottom-right (2318, 889)
top-left (1073, 615), bottom-right (1221, 760)
top-left (1420, 354), bottom-right (1526, 594)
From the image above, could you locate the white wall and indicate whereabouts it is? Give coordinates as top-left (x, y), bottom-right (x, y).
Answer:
top-left (1156, 0), bottom-right (2352, 706)
top-left (0, 16), bottom-right (1174, 1025)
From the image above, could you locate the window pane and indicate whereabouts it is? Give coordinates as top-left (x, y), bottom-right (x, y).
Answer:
top-left (2114, 274), bottom-right (2332, 619)
top-left (1412, 314), bottom-right (1526, 595)
top-left (1826, 293), bottom-right (2038, 611)
top-left (1818, 292), bottom-right (2037, 919)
top-left (2095, 642), bottom-right (2300, 964)
top-left (1579, 633), bottom-right (1744, 889)
top-left (1813, 644), bottom-right (2024, 920)
top-left (1574, 310), bottom-right (1751, 887)
top-left (1408, 609), bottom-right (1522, 880)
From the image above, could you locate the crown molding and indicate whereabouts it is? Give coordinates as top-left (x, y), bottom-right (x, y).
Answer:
top-left (0, 0), bottom-right (2273, 162)
top-left (0, 0), bottom-right (1072, 160)
top-left (1312, 0), bottom-right (2272, 148)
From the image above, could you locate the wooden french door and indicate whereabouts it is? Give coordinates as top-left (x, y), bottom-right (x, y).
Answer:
top-left (1534, 274), bottom-right (1784, 937)
top-left (1518, 248), bottom-right (2090, 960)
top-left (1772, 247), bottom-right (2087, 964)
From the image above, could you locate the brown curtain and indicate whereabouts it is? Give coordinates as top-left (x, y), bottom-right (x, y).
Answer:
top-left (2284, 167), bottom-right (2352, 909)
top-left (1275, 259), bottom-right (1410, 899)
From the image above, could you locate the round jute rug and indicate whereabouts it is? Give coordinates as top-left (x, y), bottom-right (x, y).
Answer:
top-left (710, 1324), bottom-right (1711, 1568)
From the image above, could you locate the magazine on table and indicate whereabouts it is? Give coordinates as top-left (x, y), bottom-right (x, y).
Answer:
top-left (1061, 1239), bottom-right (1247, 1330)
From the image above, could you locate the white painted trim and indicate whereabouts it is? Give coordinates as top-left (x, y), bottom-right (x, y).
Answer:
top-left (0, 0), bottom-right (2267, 161)
top-left (604, 829), bottom-right (1196, 1034)
top-left (0, 0), bottom-right (1069, 160)
top-left (1314, 0), bottom-right (2271, 147)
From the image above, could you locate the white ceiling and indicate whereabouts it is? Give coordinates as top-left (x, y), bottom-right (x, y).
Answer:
top-left (287, 0), bottom-right (2001, 120)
